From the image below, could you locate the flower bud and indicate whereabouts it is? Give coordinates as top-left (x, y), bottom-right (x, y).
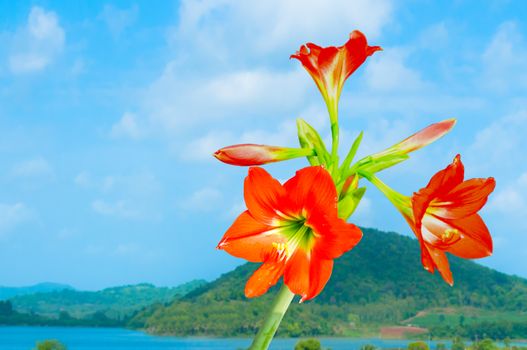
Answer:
top-left (296, 119), bottom-right (330, 166)
top-left (214, 144), bottom-right (314, 166)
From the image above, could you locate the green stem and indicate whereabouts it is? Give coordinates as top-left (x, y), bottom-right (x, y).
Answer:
top-left (330, 110), bottom-right (339, 162)
top-left (359, 171), bottom-right (411, 215)
top-left (329, 104), bottom-right (340, 178)
top-left (248, 284), bottom-right (295, 350)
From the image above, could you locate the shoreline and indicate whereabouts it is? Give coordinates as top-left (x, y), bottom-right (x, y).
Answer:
top-left (1, 325), bottom-right (526, 344)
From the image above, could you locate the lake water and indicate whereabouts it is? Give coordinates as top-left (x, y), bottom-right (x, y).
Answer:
top-left (0, 327), bottom-right (451, 350)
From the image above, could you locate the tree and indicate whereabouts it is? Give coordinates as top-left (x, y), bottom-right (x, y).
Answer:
top-left (0, 301), bottom-right (13, 316)
top-left (436, 343), bottom-right (447, 350)
top-left (473, 339), bottom-right (498, 350)
top-left (361, 345), bottom-right (378, 350)
top-left (408, 342), bottom-right (429, 350)
top-left (452, 337), bottom-right (465, 350)
top-left (295, 338), bottom-right (322, 350)
top-left (459, 315), bottom-right (465, 326)
top-left (33, 340), bottom-right (67, 350)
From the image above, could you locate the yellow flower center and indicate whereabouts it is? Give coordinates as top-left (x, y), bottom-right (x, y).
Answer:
top-left (441, 228), bottom-right (460, 244)
top-left (272, 242), bottom-right (291, 260)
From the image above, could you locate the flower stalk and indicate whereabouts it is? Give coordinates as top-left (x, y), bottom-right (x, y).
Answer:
top-left (248, 284), bottom-right (295, 350)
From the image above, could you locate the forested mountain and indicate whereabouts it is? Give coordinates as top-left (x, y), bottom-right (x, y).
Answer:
top-left (9, 280), bottom-right (207, 319)
top-left (129, 228), bottom-right (527, 338)
top-left (0, 283), bottom-right (73, 300)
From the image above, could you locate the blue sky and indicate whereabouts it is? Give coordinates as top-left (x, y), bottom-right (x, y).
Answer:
top-left (0, 0), bottom-right (526, 290)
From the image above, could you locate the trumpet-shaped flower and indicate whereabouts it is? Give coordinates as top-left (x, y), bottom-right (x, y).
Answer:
top-left (367, 155), bottom-right (495, 285)
top-left (291, 30), bottom-right (381, 123)
top-left (217, 166), bottom-right (362, 301)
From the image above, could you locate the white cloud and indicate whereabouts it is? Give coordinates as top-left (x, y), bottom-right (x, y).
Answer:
top-left (182, 119), bottom-right (300, 161)
top-left (490, 187), bottom-right (526, 215)
top-left (0, 203), bottom-right (32, 235)
top-left (74, 171), bottom-right (92, 187)
top-left (80, 171), bottom-right (161, 220)
top-left (468, 110), bottom-right (527, 173)
top-left (91, 199), bottom-right (141, 219)
top-left (481, 21), bottom-right (527, 92)
top-left (8, 6), bottom-right (65, 74)
top-left (57, 227), bottom-right (79, 240)
top-left (489, 171), bottom-right (527, 218)
top-left (111, 112), bottom-right (144, 140)
top-left (174, 0), bottom-right (392, 54)
top-left (417, 22), bottom-right (449, 50)
top-left (144, 65), bottom-right (308, 132)
top-left (10, 157), bottom-right (54, 179)
top-left (180, 187), bottom-right (222, 212)
top-left (342, 117), bottom-right (413, 158)
top-left (99, 4), bottom-right (139, 38)
top-left (75, 171), bottom-right (160, 197)
top-left (364, 48), bottom-right (428, 92)
top-left (129, 0), bottom-right (393, 140)
top-left (182, 131), bottom-right (233, 161)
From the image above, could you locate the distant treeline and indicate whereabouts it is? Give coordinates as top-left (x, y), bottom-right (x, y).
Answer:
top-left (430, 321), bottom-right (527, 341)
top-left (0, 300), bottom-right (124, 327)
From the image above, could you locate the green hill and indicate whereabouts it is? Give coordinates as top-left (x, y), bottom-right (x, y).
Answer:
top-left (8, 279), bottom-right (207, 320)
top-left (129, 228), bottom-right (527, 338)
top-left (0, 282), bottom-right (73, 300)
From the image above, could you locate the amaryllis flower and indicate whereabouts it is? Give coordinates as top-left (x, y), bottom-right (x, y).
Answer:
top-left (291, 30), bottom-right (381, 121)
top-left (410, 155), bottom-right (495, 284)
top-left (217, 166), bottom-right (362, 301)
top-left (214, 144), bottom-right (314, 166)
top-left (369, 155), bottom-right (495, 285)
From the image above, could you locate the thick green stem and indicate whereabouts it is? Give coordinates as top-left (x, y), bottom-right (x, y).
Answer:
top-left (248, 284), bottom-right (295, 350)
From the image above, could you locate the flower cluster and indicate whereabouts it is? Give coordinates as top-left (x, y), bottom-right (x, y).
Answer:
top-left (213, 30), bottom-right (495, 306)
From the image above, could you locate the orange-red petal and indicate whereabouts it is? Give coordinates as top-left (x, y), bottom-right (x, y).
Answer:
top-left (283, 249), bottom-right (333, 302)
top-left (244, 167), bottom-right (285, 225)
top-left (423, 154), bottom-right (464, 198)
top-left (432, 177), bottom-right (496, 219)
top-left (426, 245), bottom-right (453, 285)
top-left (245, 261), bottom-right (285, 298)
top-left (217, 211), bottom-right (282, 263)
top-left (341, 30), bottom-right (382, 84)
top-left (310, 213), bottom-right (363, 260)
top-left (283, 166), bottom-right (337, 215)
top-left (446, 214), bottom-right (493, 258)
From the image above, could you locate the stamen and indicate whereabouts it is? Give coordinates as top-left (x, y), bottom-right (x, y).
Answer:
top-left (441, 228), bottom-right (460, 244)
top-left (272, 242), bottom-right (291, 260)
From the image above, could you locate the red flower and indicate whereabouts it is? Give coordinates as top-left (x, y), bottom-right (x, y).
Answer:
top-left (407, 155), bottom-right (495, 285)
top-left (291, 30), bottom-right (381, 120)
top-left (217, 166), bottom-right (362, 301)
top-left (214, 144), bottom-right (314, 166)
